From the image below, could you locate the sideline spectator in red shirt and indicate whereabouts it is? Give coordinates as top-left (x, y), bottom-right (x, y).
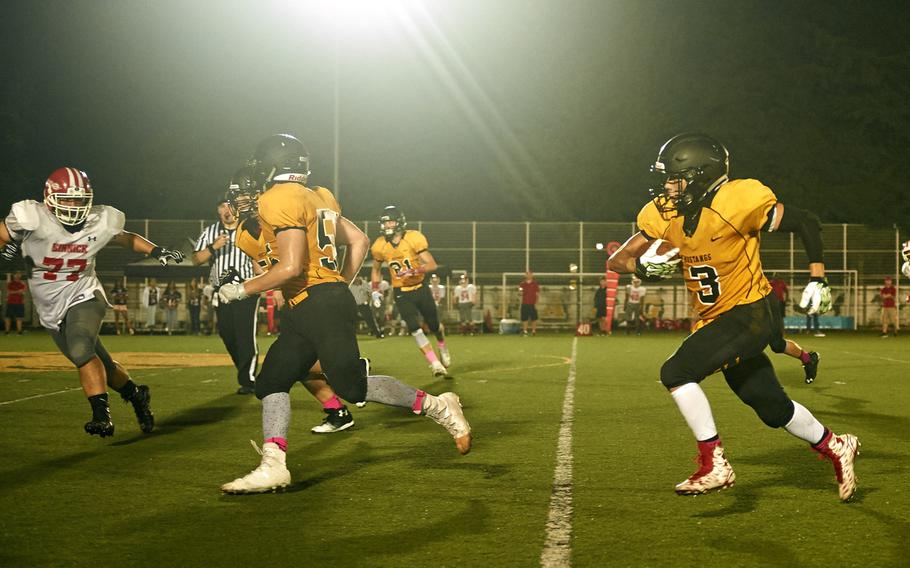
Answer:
top-left (880, 276), bottom-right (897, 337)
top-left (5, 271), bottom-right (27, 334)
top-left (518, 271), bottom-right (540, 335)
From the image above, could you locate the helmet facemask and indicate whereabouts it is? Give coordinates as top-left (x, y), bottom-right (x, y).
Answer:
top-left (44, 168), bottom-right (93, 226)
top-left (648, 133), bottom-right (729, 219)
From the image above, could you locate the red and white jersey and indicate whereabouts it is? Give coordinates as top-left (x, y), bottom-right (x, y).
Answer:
top-left (626, 284), bottom-right (647, 305)
top-left (454, 283), bottom-right (476, 304)
top-left (428, 283), bottom-right (446, 303)
top-left (5, 200), bottom-right (125, 330)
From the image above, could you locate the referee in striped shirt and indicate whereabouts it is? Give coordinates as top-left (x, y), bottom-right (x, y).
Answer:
top-left (193, 199), bottom-right (259, 394)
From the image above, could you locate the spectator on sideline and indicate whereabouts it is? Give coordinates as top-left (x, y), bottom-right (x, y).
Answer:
top-left (519, 270), bottom-right (539, 335)
top-left (4, 271), bottom-right (27, 335)
top-left (428, 273), bottom-right (446, 309)
top-left (193, 198), bottom-right (258, 394)
top-left (805, 312), bottom-right (823, 337)
top-left (880, 276), bottom-right (897, 337)
top-left (372, 276), bottom-right (391, 335)
top-left (202, 281), bottom-right (215, 334)
top-left (594, 277), bottom-right (608, 334)
top-left (140, 279), bottom-right (161, 331)
top-left (162, 281), bottom-right (181, 334)
top-left (454, 274), bottom-right (477, 335)
top-left (625, 276), bottom-right (647, 335)
top-left (186, 279), bottom-right (203, 334)
top-left (110, 278), bottom-right (133, 335)
top-left (349, 276), bottom-right (383, 338)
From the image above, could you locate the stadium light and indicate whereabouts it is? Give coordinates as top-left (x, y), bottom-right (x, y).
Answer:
top-left (595, 242), bottom-right (604, 251)
top-left (289, 0), bottom-right (415, 202)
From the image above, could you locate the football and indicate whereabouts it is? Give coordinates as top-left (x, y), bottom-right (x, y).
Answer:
top-left (645, 238), bottom-right (678, 258)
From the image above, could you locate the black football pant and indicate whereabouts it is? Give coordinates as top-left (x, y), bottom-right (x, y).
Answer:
top-left (216, 294), bottom-right (260, 389)
top-left (660, 295), bottom-right (794, 429)
top-left (394, 285), bottom-right (440, 333)
top-left (256, 283), bottom-right (366, 404)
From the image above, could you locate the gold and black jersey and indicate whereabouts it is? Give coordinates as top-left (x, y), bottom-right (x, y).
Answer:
top-left (371, 230), bottom-right (430, 290)
top-left (236, 219), bottom-right (277, 272)
top-left (636, 178), bottom-right (777, 329)
top-left (256, 183), bottom-right (345, 306)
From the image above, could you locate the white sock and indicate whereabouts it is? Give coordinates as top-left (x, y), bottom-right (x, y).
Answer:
top-left (670, 383), bottom-right (718, 441)
top-left (784, 401), bottom-right (825, 444)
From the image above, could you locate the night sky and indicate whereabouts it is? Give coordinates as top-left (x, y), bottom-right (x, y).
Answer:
top-left (2, 0), bottom-right (909, 225)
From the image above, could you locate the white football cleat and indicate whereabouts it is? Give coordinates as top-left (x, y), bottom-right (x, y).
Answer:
top-left (221, 441), bottom-right (291, 494)
top-left (675, 440), bottom-right (735, 495)
top-left (440, 350), bottom-right (452, 368)
top-left (431, 360), bottom-right (448, 378)
top-left (813, 431), bottom-right (860, 501)
top-left (423, 392), bottom-right (472, 455)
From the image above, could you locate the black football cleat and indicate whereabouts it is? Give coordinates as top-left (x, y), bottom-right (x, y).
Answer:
top-left (311, 406), bottom-right (355, 434)
top-left (803, 352), bottom-right (820, 384)
top-left (85, 419), bottom-right (115, 438)
top-left (124, 384), bottom-right (155, 433)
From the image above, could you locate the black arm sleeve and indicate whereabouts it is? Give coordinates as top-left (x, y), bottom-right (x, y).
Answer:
top-left (774, 205), bottom-right (824, 264)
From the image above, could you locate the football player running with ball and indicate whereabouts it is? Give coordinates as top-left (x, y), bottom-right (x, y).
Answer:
top-left (228, 165), bottom-right (358, 435)
top-left (218, 135), bottom-right (471, 494)
top-left (371, 206), bottom-right (451, 377)
top-left (608, 134), bottom-right (859, 501)
top-left (0, 167), bottom-right (185, 438)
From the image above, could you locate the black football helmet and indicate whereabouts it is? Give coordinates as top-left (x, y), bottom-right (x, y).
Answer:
top-left (649, 133), bottom-right (729, 216)
top-left (379, 205), bottom-right (407, 239)
top-left (226, 165), bottom-right (259, 218)
top-left (248, 133), bottom-right (310, 188)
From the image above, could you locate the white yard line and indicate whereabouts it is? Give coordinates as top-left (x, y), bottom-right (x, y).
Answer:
top-left (0, 370), bottom-right (169, 407)
top-left (540, 337), bottom-right (577, 568)
top-left (0, 387), bottom-right (83, 406)
top-left (838, 350), bottom-right (910, 365)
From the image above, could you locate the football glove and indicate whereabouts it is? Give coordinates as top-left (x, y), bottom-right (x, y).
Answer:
top-left (218, 267), bottom-right (241, 286)
top-left (799, 277), bottom-right (832, 315)
top-left (0, 242), bottom-right (20, 262)
top-left (371, 290), bottom-right (383, 308)
top-left (218, 282), bottom-right (249, 304)
top-left (635, 239), bottom-right (681, 281)
top-left (150, 246), bottom-right (185, 266)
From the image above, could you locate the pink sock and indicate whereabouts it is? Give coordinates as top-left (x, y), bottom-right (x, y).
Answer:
top-left (799, 351), bottom-right (811, 364)
top-left (412, 390), bottom-right (426, 414)
top-left (322, 395), bottom-right (343, 410)
top-left (423, 350), bottom-right (439, 364)
top-left (265, 437), bottom-right (287, 452)
top-left (437, 340), bottom-right (446, 350)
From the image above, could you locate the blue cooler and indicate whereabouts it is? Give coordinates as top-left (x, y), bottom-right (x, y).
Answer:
top-left (499, 319), bottom-right (521, 334)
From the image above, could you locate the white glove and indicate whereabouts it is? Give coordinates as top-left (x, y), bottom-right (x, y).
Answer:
top-left (799, 279), bottom-right (831, 315)
top-left (902, 261), bottom-right (910, 279)
top-left (636, 239), bottom-right (681, 280)
top-left (371, 291), bottom-right (383, 308)
top-left (218, 282), bottom-right (249, 304)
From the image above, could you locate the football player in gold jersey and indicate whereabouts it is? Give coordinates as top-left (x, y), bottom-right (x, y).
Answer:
top-left (229, 166), bottom-right (357, 435)
top-left (370, 206), bottom-right (451, 377)
top-left (608, 133), bottom-right (858, 501)
top-left (218, 135), bottom-right (471, 494)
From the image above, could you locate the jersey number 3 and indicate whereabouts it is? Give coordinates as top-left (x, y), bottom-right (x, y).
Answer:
top-left (316, 209), bottom-right (339, 271)
top-left (689, 265), bottom-right (720, 305)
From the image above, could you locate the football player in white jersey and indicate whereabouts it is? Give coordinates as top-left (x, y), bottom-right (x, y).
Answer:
top-left (0, 167), bottom-right (185, 438)
top-left (902, 241), bottom-right (910, 279)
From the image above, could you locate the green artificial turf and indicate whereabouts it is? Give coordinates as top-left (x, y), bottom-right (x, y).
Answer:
top-left (0, 331), bottom-right (907, 567)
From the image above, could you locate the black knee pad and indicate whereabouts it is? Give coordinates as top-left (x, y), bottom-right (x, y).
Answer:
top-left (254, 373), bottom-right (294, 400)
top-left (324, 358), bottom-right (368, 403)
top-left (660, 355), bottom-right (690, 390)
top-left (768, 336), bottom-right (787, 353)
top-left (725, 355), bottom-right (793, 428)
